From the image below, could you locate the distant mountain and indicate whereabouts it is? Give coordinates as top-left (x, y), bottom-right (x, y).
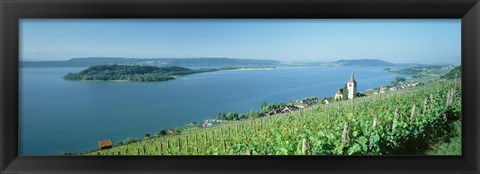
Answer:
top-left (22, 58), bottom-right (147, 68)
top-left (161, 58), bottom-right (279, 67)
top-left (333, 59), bottom-right (396, 67)
top-left (21, 57), bottom-right (281, 68)
top-left (22, 57), bottom-right (445, 68)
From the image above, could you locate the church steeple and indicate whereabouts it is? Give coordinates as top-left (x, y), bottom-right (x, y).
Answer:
top-left (348, 71), bottom-right (356, 84)
top-left (347, 71), bottom-right (357, 100)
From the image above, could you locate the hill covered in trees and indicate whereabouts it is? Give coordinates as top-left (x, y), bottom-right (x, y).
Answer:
top-left (63, 64), bottom-right (230, 82)
top-left (442, 66), bottom-right (461, 79)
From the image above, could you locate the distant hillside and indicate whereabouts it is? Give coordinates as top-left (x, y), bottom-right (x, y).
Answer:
top-left (22, 58), bottom-right (147, 68)
top-left (161, 58), bottom-right (279, 67)
top-left (21, 57), bottom-right (280, 68)
top-left (333, 59), bottom-right (396, 67)
top-left (442, 66), bottom-right (461, 79)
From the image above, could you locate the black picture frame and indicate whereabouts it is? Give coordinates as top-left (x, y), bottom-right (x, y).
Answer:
top-left (1, 0), bottom-right (479, 173)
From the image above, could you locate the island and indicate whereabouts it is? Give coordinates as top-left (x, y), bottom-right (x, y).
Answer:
top-left (63, 64), bottom-right (235, 82)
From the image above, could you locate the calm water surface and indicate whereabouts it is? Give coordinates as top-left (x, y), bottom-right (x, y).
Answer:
top-left (20, 66), bottom-right (399, 155)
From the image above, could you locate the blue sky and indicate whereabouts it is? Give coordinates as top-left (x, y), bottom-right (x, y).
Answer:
top-left (20, 19), bottom-right (461, 64)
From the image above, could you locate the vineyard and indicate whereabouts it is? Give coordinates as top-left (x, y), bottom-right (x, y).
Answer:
top-left (85, 80), bottom-right (461, 155)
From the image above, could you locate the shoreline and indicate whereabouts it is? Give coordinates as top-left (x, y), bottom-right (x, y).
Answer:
top-left (228, 67), bottom-right (276, 71)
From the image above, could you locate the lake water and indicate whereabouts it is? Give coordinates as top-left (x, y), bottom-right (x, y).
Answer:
top-left (20, 66), bottom-right (399, 155)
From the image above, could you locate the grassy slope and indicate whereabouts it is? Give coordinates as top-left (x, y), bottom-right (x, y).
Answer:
top-left (425, 120), bottom-right (461, 155)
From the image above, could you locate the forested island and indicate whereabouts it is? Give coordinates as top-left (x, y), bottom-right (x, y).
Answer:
top-left (63, 64), bottom-right (234, 82)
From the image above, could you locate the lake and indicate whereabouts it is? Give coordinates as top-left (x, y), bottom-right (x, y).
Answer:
top-left (20, 66), bottom-right (399, 155)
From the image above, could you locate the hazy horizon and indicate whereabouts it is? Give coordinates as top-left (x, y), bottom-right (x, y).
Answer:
top-left (19, 57), bottom-right (459, 65)
top-left (20, 19), bottom-right (461, 64)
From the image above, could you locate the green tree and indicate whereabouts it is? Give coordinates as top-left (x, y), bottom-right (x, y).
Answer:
top-left (226, 112), bottom-right (234, 120)
top-left (239, 114), bottom-right (247, 119)
top-left (261, 102), bottom-right (267, 111)
top-left (248, 110), bottom-right (261, 118)
top-left (342, 84), bottom-right (349, 100)
top-left (156, 129), bottom-right (168, 136)
top-left (233, 112), bottom-right (239, 120)
top-left (391, 76), bottom-right (406, 86)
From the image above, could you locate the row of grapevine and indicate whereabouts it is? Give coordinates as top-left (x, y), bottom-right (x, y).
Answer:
top-left (86, 80), bottom-right (461, 155)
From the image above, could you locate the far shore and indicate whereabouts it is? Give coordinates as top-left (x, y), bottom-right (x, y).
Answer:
top-left (231, 67), bottom-right (276, 71)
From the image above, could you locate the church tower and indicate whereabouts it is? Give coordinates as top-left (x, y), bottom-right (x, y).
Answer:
top-left (347, 71), bottom-right (357, 100)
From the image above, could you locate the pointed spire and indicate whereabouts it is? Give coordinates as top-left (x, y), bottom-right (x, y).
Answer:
top-left (348, 71), bottom-right (356, 83)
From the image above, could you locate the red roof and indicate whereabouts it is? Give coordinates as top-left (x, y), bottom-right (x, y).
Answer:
top-left (98, 139), bottom-right (113, 148)
top-left (379, 87), bottom-right (386, 93)
top-left (336, 89), bottom-right (343, 95)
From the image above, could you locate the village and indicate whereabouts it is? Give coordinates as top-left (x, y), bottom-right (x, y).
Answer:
top-left (198, 72), bottom-right (423, 129)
